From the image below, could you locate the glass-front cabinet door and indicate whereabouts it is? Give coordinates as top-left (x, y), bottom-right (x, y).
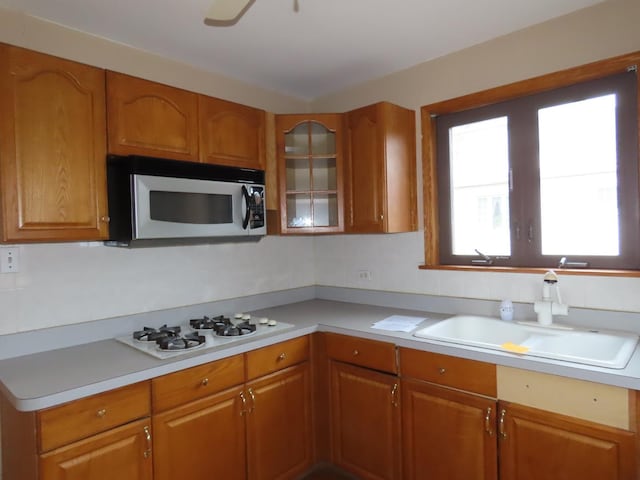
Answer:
top-left (276, 114), bottom-right (344, 234)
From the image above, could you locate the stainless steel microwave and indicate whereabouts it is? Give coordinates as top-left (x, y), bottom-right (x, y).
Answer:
top-left (106, 155), bottom-right (266, 246)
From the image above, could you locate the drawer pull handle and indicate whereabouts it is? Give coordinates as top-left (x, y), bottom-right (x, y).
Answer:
top-left (277, 353), bottom-right (286, 361)
top-left (499, 409), bottom-right (507, 440)
top-left (353, 349), bottom-right (359, 356)
top-left (143, 426), bottom-right (152, 459)
top-left (438, 367), bottom-right (446, 375)
top-left (96, 408), bottom-right (107, 418)
top-left (201, 378), bottom-right (209, 387)
top-left (485, 407), bottom-right (493, 436)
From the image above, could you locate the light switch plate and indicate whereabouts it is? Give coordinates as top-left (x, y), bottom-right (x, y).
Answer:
top-left (0, 247), bottom-right (19, 273)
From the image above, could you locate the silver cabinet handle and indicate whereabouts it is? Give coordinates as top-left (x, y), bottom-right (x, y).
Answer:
top-left (239, 391), bottom-right (248, 416)
top-left (391, 383), bottom-right (399, 407)
top-left (485, 407), bottom-right (493, 437)
top-left (143, 425), bottom-right (152, 459)
top-left (248, 387), bottom-right (256, 413)
top-left (499, 409), bottom-right (507, 439)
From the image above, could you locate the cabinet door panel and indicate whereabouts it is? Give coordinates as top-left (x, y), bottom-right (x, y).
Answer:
top-left (0, 45), bottom-right (108, 241)
top-left (246, 363), bottom-right (313, 480)
top-left (275, 114), bottom-right (345, 234)
top-left (330, 361), bottom-right (401, 480)
top-left (39, 419), bottom-right (152, 480)
top-left (402, 380), bottom-right (497, 480)
top-left (346, 105), bottom-right (383, 232)
top-left (499, 402), bottom-right (635, 480)
top-left (199, 96), bottom-right (265, 169)
top-left (153, 386), bottom-right (246, 480)
top-left (106, 71), bottom-right (198, 161)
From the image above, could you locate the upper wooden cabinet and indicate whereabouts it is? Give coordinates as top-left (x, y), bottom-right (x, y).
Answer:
top-left (345, 101), bottom-right (417, 233)
top-left (275, 114), bottom-right (345, 234)
top-left (0, 44), bottom-right (109, 242)
top-left (106, 71), bottom-right (199, 161)
top-left (199, 96), bottom-right (265, 170)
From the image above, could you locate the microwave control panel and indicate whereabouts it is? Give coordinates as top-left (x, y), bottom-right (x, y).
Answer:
top-left (247, 186), bottom-right (265, 230)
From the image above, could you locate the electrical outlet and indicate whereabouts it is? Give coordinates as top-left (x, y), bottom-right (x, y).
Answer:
top-left (357, 270), bottom-right (372, 281)
top-left (0, 247), bottom-right (19, 273)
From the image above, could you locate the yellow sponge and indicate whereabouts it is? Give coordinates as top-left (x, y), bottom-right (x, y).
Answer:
top-left (501, 342), bottom-right (529, 354)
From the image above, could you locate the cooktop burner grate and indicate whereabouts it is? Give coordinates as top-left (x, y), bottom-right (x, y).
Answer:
top-left (117, 315), bottom-right (294, 359)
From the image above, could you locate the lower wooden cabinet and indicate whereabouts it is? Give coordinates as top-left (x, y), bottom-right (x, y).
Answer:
top-left (150, 338), bottom-right (312, 480)
top-left (246, 363), bottom-right (313, 480)
top-left (39, 419), bottom-right (152, 480)
top-left (498, 401), bottom-right (636, 480)
top-left (401, 379), bottom-right (497, 480)
top-left (329, 361), bottom-right (401, 480)
top-left (1, 382), bottom-right (152, 480)
top-left (152, 386), bottom-right (246, 480)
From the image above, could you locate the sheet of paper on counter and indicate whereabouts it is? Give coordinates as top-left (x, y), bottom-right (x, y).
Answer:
top-left (372, 315), bottom-right (427, 332)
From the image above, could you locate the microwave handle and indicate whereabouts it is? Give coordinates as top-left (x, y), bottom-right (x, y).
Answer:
top-left (241, 185), bottom-right (251, 230)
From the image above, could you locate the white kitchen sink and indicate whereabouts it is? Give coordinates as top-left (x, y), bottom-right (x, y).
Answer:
top-left (413, 315), bottom-right (639, 369)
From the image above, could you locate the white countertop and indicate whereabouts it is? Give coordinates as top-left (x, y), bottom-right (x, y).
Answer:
top-left (2, 299), bottom-right (640, 411)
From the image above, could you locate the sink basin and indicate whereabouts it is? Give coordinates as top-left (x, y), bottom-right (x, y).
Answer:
top-left (413, 315), bottom-right (639, 369)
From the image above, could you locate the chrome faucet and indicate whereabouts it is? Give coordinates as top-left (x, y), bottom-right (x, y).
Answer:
top-left (533, 270), bottom-right (568, 326)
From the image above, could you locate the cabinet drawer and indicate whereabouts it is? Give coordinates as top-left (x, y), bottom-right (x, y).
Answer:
top-left (246, 336), bottom-right (309, 380)
top-left (325, 333), bottom-right (397, 373)
top-left (152, 354), bottom-right (244, 413)
top-left (38, 381), bottom-right (150, 452)
top-left (399, 348), bottom-right (496, 397)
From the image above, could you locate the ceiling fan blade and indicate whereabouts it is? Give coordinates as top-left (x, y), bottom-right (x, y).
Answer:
top-left (205, 0), bottom-right (254, 22)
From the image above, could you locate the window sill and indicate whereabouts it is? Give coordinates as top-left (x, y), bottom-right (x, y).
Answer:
top-left (418, 264), bottom-right (640, 277)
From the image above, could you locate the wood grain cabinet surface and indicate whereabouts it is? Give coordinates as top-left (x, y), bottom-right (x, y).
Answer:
top-left (498, 401), bottom-right (636, 480)
top-left (401, 379), bottom-right (498, 480)
top-left (0, 44), bottom-right (109, 242)
top-left (399, 347), bottom-right (637, 480)
top-left (152, 386), bottom-right (246, 480)
top-left (323, 333), bottom-right (400, 479)
top-left (39, 419), bottom-right (153, 480)
top-left (345, 101), bottom-right (417, 233)
top-left (329, 360), bottom-right (402, 480)
top-left (1, 381), bottom-right (152, 480)
top-left (324, 332), bottom-right (396, 374)
top-left (106, 71), bottom-right (199, 161)
top-left (199, 95), bottom-right (266, 170)
top-left (246, 363), bottom-right (313, 480)
top-left (151, 337), bottom-right (312, 480)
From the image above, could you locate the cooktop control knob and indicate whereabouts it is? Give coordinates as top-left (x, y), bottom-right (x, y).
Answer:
top-left (267, 319), bottom-right (277, 327)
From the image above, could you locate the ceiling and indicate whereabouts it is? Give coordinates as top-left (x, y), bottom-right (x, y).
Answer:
top-left (0, 0), bottom-right (605, 100)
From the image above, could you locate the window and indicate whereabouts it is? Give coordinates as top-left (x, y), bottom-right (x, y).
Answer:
top-left (423, 56), bottom-right (640, 272)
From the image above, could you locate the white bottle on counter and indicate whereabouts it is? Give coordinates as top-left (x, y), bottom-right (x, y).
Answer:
top-left (499, 299), bottom-right (514, 321)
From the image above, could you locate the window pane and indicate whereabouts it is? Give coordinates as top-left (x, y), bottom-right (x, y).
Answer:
top-left (538, 94), bottom-right (619, 256)
top-left (449, 117), bottom-right (511, 256)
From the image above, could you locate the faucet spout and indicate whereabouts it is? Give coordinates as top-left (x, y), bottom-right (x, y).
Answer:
top-left (534, 270), bottom-right (568, 326)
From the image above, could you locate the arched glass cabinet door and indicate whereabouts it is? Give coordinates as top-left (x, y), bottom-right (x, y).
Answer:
top-left (277, 115), bottom-right (344, 233)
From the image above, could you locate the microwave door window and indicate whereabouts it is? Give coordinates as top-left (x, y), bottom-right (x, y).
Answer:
top-left (133, 174), bottom-right (248, 239)
top-left (149, 191), bottom-right (232, 224)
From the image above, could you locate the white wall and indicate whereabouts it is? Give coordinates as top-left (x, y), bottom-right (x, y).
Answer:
top-left (311, 0), bottom-right (640, 315)
top-left (0, 238), bottom-right (315, 335)
top-left (1, 1), bottom-right (640, 337)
